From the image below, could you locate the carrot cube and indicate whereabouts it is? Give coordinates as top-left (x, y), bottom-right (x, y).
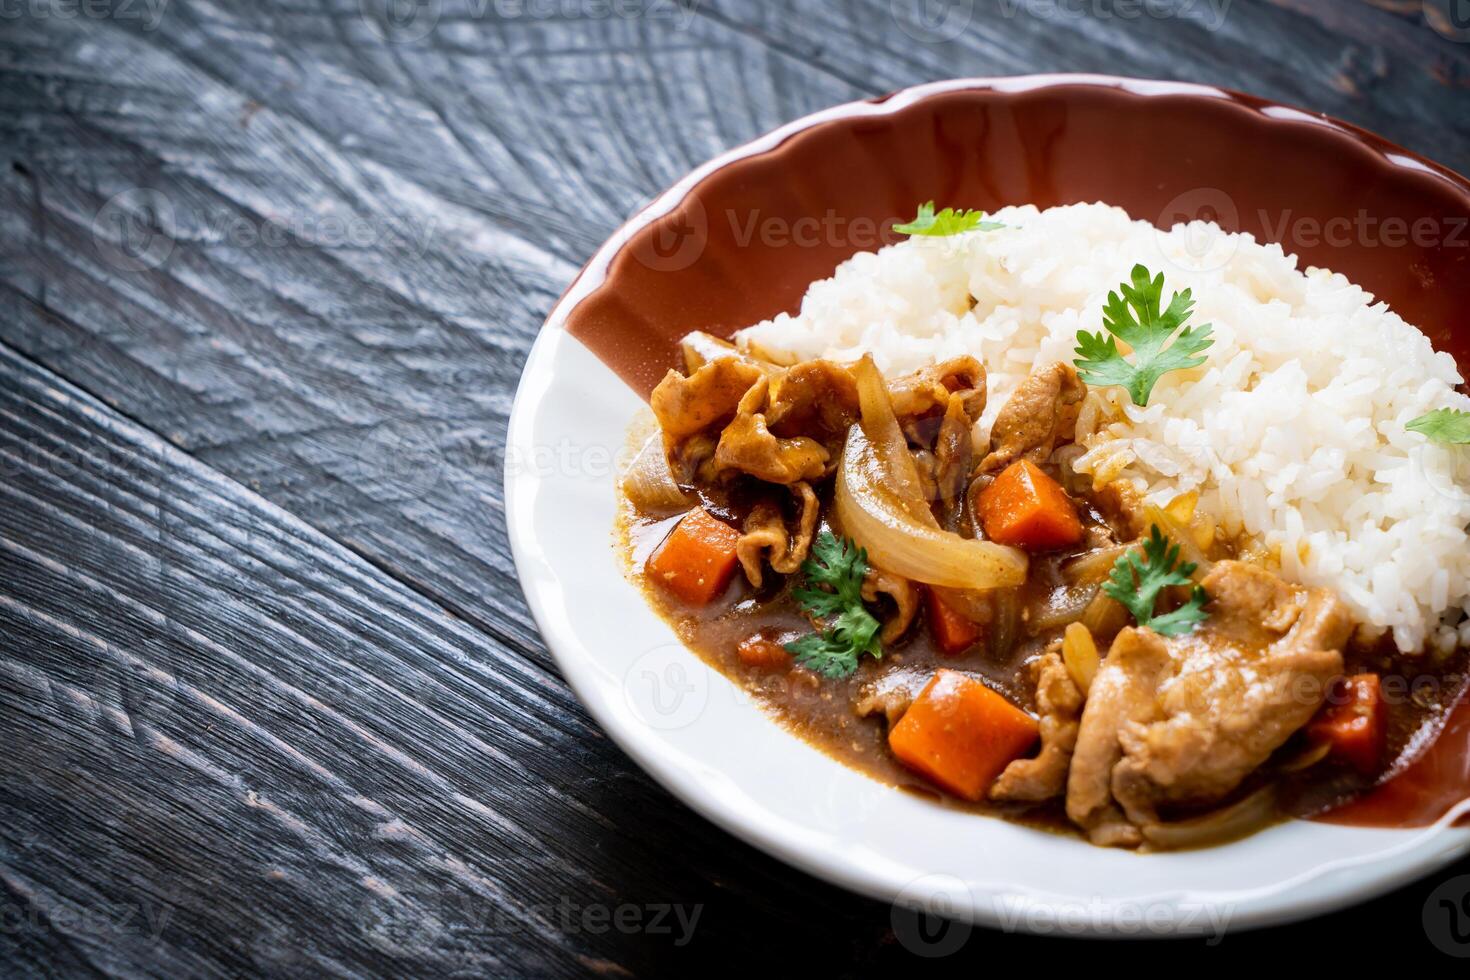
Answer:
top-left (925, 588), bottom-right (981, 655)
top-left (646, 508), bottom-right (741, 606)
top-left (888, 669), bottom-right (1039, 801)
top-left (978, 459), bottom-right (1083, 551)
top-left (736, 636), bottom-right (793, 671)
top-left (1308, 674), bottom-right (1387, 775)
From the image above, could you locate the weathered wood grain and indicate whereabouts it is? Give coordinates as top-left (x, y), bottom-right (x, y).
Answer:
top-left (713, 0), bottom-right (1470, 174)
top-left (1, 0), bottom-right (1468, 974)
top-left (0, 342), bottom-right (906, 975)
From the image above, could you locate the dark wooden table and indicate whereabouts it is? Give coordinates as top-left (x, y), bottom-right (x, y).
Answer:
top-left (3, 1), bottom-right (1469, 974)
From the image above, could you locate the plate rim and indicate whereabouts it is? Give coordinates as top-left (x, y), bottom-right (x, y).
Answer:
top-left (507, 74), bottom-right (1470, 937)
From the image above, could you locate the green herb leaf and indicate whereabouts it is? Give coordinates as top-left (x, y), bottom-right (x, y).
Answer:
top-left (1406, 408), bottom-right (1470, 445)
top-left (1101, 525), bottom-right (1210, 637)
top-left (784, 532), bottom-right (883, 678)
top-left (1074, 264), bottom-right (1214, 407)
top-left (894, 201), bottom-right (1004, 237)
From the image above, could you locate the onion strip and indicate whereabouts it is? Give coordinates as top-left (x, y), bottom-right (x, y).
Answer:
top-left (851, 356), bottom-right (935, 526)
top-left (621, 435), bottom-right (691, 513)
top-left (1062, 543), bottom-right (1135, 586)
top-left (989, 587), bottom-right (1021, 658)
top-left (1142, 786), bottom-right (1279, 849)
top-left (1143, 503), bottom-right (1213, 580)
top-left (1029, 584), bottom-right (1099, 632)
top-left (835, 423), bottom-right (1027, 590)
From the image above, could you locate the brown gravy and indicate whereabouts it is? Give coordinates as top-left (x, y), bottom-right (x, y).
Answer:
top-left (621, 499), bottom-right (1470, 840)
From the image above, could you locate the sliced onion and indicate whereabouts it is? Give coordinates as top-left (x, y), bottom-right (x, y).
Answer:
top-left (1276, 739), bottom-right (1332, 773)
top-left (932, 587), bottom-right (994, 625)
top-left (1029, 584), bottom-right (1099, 632)
top-left (836, 423), bottom-right (1028, 590)
top-left (851, 355), bottom-right (934, 525)
top-left (1050, 443), bottom-right (1090, 496)
top-left (1164, 490), bottom-right (1199, 525)
top-left (1080, 590), bottom-right (1128, 639)
top-left (1063, 543), bottom-right (1134, 586)
top-left (989, 586), bottom-right (1021, 658)
top-left (681, 331), bottom-right (771, 372)
top-left (621, 434), bottom-right (691, 513)
top-left (1062, 622), bottom-right (1099, 694)
top-left (1143, 503), bottom-right (1213, 580)
top-left (1142, 785), bottom-right (1278, 850)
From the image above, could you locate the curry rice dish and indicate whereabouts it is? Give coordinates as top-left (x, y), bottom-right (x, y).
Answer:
top-left (618, 202), bottom-right (1470, 849)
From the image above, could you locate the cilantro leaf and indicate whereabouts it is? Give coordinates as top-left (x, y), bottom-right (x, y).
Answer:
top-left (1101, 525), bottom-right (1210, 637)
top-left (1074, 264), bottom-right (1214, 407)
top-left (784, 532), bottom-right (883, 678)
top-left (894, 201), bottom-right (1004, 237)
top-left (1406, 408), bottom-right (1470, 445)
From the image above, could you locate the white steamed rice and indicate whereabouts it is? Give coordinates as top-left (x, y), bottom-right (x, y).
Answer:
top-left (735, 203), bottom-right (1470, 654)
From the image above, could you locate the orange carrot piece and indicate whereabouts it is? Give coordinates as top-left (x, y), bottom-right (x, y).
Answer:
top-left (736, 636), bottom-right (793, 672)
top-left (647, 508), bottom-right (741, 606)
top-left (888, 669), bottom-right (1039, 801)
top-left (978, 459), bottom-right (1084, 551)
top-left (925, 588), bottom-right (981, 655)
top-left (1308, 674), bottom-right (1387, 774)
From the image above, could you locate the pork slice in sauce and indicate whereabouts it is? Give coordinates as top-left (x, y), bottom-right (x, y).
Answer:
top-left (853, 666), bottom-right (932, 727)
top-left (932, 397), bottom-right (974, 528)
top-left (888, 356), bottom-right (986, 422)
top-left (861, 567), bottom-right (919, 645)
top-left (735, 482), bottom-right (819, 588)
top-left (991, 644), bottom-right (1084, 803)
top-left (712, 362), bottom-right (861, 485)
top-left (1066, 560), bottom-right (1351, 846)
top-left (715, 376), bottom-right (832, 484)
top-left (978, 361), bottom-right (1084, 474)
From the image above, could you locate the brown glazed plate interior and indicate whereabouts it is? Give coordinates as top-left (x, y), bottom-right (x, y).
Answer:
top-left (557, 76), bottom-right (1470, 826)
top-left (566, 75), bottom-right (1470, 397)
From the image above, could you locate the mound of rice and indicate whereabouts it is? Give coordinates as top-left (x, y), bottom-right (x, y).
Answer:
top-left (736, 203), bottom-right (1470, 654)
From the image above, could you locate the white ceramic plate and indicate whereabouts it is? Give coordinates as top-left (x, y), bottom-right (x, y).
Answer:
top-left (505, 78), bottom-right (1470, 938)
